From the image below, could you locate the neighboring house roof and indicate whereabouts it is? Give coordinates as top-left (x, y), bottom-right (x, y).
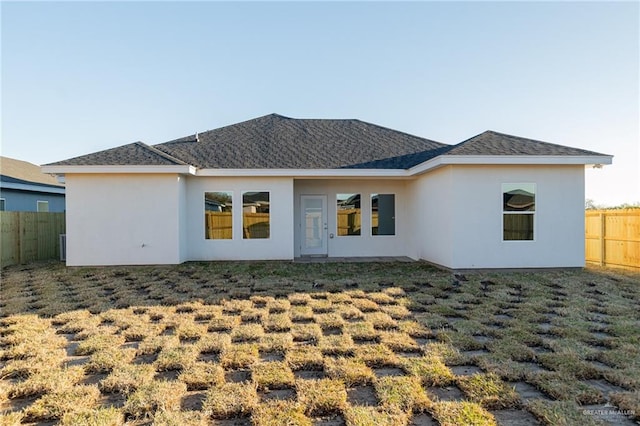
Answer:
top-left (43, 113), bottom-right (611, 171)
top-left (1, 156), bottom-right (64, 189)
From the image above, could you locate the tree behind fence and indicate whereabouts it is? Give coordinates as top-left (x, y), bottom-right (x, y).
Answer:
top-left (0, 212), bottom-right (66, 268)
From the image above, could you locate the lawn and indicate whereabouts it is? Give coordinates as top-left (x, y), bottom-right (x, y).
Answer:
top-left (0, 261), bottom-right (638, 425)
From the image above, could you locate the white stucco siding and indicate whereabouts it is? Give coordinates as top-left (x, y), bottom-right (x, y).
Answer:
top-left (293, 179), bottom-right (412, 258)
top-left (65, 174), bottom-right (183, 266)
top-left (186, 177), bottom-right (294, 261)
top-left (408, 167), bottom-right (454, 267)
top-left (448, 165), bottom-right (585, 269)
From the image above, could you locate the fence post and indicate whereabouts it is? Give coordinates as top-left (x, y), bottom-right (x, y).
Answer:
top-left (599, 212), bottom-right (605, 266)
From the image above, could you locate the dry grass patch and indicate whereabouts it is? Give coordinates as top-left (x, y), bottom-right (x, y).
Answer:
top-left (259, 332), bottom-right (294, 353)
top-left (75, 333), bottom-right (126, 356)
top-left (251, 399), bottom-right (311, 426)
top-left (263, 313), bottom-right (292, 332)
top-left (197, 332), bottom-right (231, 354)
top-left (220, 343), bottom-right (259, 369)
top-left (364, 312), bottom-right (397, 330)
top-left (289, 305), bottom-right (314, 322)
top-left (429, 401), bottom-right (497, 426)
top-left (207, 315), bottom-right (241, 332)
top-left (610, 391), bottom-right (640, 421)
top-left (152, 409), bottom-right (209, 426)
top-left (401, 355), bottom-right (455, 387)
top-left (285, 346), bottom-right (324, 370)
top-left (176, 321), bottom-right (208, 342)
top-left (296, 378), bottom-right (347, 416)
top-left (343, 405), bottom-right (409, 426)
top-left (203, 382), bottom-right (258, 418)
top-left (379, 331), bottom-right (420, 352)
top-left (288, 293), bottom-right (312, 305)
top-left (314, 312), bottom-right (345, 330)
top-left (100, 363), bottom-right (157, 394)
top-left (178, 362), bottom-right (225, 390)
top-left (0, 411), bottom-right (24, 426)
top-left (319, 334), bottom-right (355, 356)
top-left (380, 304), bottom-right (412, 319)
top-left (222, 299), bottom-right (253, 314)
top-left (251, 361), bottom-right (295, 390)
top-left (456, 372), bottom-right (520, 409)
top-left (528, 371), bottom-right (605, 404)
top-left (85, 347), bottom-right (137, 374)
top-left (52, 309), bottom-right (93, 326)
top-left (25, 384), bottom-right (101, 421)
top-left (291, 323), bottom-right (323, 342)
top-left (155, 344), bottom-right (198, 371)
top-left (123, 380), bottom-right (187, 420)
top-left (345, 322), bottom-right (379, 342)
top-left (241, 308), bottom-right (268, 323)
top-left (232, 324), bottom-right (265, 343)
top-left (351, 298), bottom-right (380, 313)
top-left (309, 299), bottom-right (334, 313)
top-left (525, 399), bottom-right (603, 426)
top-left (354, 343), bottom-right (400, 367)
top-left (137, 335), bottom-right (179, 355)
top-left (324, 357), bottom-right (375, 386)
top-left (423, 342), bottom-right (465, 365)
top-left (10, 366), bottom-right (85, 398)
top-left (374, 375), bottom-right (430, 412)
top-left (60, 407), bottom-right (124, 426)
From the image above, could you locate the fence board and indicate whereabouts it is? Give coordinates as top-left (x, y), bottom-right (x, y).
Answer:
top-left (586, 209), bottom-right (640, 270)
top-left (0, 212), bottom-right (66, 268)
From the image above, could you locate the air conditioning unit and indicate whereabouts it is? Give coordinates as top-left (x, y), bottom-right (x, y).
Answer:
top-left (59, 234), bottom-right (66, 261)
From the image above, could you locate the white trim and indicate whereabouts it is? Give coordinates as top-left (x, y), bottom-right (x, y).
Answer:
top-left (0, 181), bottom-right (65, 194)
top-left (41, 155), bottom-right (612, 178)
top-left (41, 165), bottom-right (197, 175)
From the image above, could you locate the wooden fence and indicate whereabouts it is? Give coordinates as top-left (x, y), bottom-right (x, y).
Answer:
top-left (205, 212), bottom-right (270, 239)
top-left (1, 212), bottom-right (66, 268)
top-left (586, 209), bottom-right (640, 270)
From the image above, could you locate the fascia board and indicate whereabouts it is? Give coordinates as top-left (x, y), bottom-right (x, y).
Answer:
top-left (195, 168), bottom-right (409, 177)
top-left (0, 182), bottom-right (66, 194)
top-left (41, 165), bottom-right (197, 175)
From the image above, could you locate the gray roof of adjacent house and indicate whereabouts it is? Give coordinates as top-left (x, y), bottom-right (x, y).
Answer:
top-left (46, 114), bottom-right (609, 170)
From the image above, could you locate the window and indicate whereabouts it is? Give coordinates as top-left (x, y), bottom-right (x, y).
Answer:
top-left (243, 192), bottom-right (270, 239)
top-left (0, 199), bottom-right (5, 211)
top-left (205, 192), bottom-right (233, 239)
top-left (371, 194), bottom-right (395, 236)
top-left (337, 193), bottom-right (361, 236)
top-left (503, 183), bottom-right (535, 241)
top-left (37, 201), bottom-right (49, 212)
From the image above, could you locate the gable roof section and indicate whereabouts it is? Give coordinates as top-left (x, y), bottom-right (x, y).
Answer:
top-left (154, 114), bottom-right (447, 169)
top-left (1, 156), bottom-right (64, 188)
top-left (445, 131), bottom-right (606, 156)
top-left (46, 141), bottom-right (188, 166)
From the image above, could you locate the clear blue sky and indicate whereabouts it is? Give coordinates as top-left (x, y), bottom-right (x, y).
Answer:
top-left (2, 1), bottom-right (638, 206)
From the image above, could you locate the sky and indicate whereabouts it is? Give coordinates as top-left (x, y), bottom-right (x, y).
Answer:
top-left (1, 1), bottom-right (638, 206)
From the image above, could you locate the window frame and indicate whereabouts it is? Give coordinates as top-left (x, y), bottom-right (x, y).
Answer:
top-left (502, 183), bottom-right (536, 242)
top-left (0, 198), bottom-right (5, 211)
top-left (204, 191), bottom-right (234, 240)
top-left (336, 193), bottom-right (362, 237)
top-left (242, 191), bottom-right (271, 240)
top-left (36, 200), bottom-right (49, 212)
top-left (371, 193), bottom-right (396, 236)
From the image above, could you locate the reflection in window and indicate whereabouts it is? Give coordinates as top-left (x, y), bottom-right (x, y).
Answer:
top-left (205, 192), bottom-right (233, 239)
top-left (503, 184), bottom-right (535, 241)
top-left (243, 192), bottom-right (270, 239)
top-left (337, 193), bottom-right (361, 236)
top-left (372, 194), bottom-right (395, 236)
top-left (0, 199), bottom-right (5, 211)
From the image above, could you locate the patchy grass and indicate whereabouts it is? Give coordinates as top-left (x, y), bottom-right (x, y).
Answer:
top-left (0, 261), bottom-right (638, 424)
top-left (203, 382), bottom-right (258, 418)
top-left (296, 378), bottom-right (348, 416)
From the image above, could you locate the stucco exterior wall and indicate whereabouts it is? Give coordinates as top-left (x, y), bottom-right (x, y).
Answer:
top-left (408, 167), bottom-right (454, 266)
top-left (293, 179), bottom-right (413, 258)
top-left (447, 165), bottom-right (585, 269)
top-left (185, 176), bottom-right (294, 261)
top-left (65, 174), bottom-right (182, 266)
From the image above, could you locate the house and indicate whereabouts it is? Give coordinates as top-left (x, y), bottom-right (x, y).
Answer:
top-left (42, 113), bottom-right (612, 269)
top-left (1, 156), bottom-right (65, 212)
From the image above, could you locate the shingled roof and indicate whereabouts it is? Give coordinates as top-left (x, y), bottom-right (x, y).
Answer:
top-left (46, 114), bottom-right (609, 170)
top-left (446, 131), bottom-right (606, 156)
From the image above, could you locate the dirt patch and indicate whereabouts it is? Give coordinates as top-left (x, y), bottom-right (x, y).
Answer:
top-left (410, 412), bottom-right (438, 425)
top-left (373, 367), bottom-right (404, 377)
top-left (347, 385), bottom-right (377, 406)
top-left (490, 409), bottom-right (540, 426)
top-left (427, 385), bottom-right (465, 401)
top-left (312, 414), bottom-right (346, 425)
top-left (225, 370), bottom-right (251, 383)
top-left (259, 388), bottom-right (296, 402)
top-left (181, 391), bottom-right (206, 411)
top-left (294, 370), bottom-right (325, 380)
top-left (450, 365), bottom-right (481, 376)
top-left (511, 381), bottom-right (551, 401)
top-left (582, 379), bottom-right (627, 396)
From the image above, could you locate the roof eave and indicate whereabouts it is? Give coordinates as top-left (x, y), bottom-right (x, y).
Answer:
top-left (41, 165), bottom-right (197, 175)
top-left (195, 168), bottom-right (410, 178)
